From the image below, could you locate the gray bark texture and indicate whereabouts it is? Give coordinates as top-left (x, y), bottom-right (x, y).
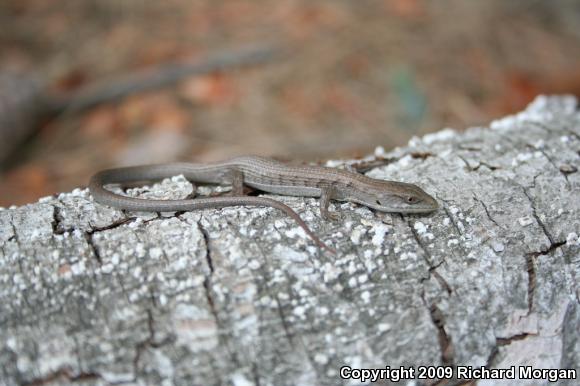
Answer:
top-left (1, 96), bottom-right (579, 386)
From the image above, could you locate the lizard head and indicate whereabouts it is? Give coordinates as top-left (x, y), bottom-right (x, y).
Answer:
top-left (349, 180), bottom-right (438, 213)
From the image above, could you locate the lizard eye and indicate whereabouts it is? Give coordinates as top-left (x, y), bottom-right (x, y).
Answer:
top-left (375, 199), bottom-right (382, 206)
top-left (406, 196), bottom-right (418, 204)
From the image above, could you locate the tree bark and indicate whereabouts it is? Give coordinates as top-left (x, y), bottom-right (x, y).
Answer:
top-left (1, 96), bottom-right (579, 386)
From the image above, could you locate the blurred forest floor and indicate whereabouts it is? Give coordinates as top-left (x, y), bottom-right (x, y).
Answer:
top-left (1, 0), bottom-right (580, 206)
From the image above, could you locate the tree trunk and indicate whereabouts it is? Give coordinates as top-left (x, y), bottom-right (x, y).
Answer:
top-left (1, 96), bottom-right (579, 386)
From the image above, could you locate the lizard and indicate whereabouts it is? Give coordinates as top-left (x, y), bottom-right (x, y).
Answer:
top-left (89, 155), bottom-right (438, 253)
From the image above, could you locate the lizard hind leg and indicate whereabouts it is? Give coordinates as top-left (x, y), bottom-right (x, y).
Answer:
top-left (231, 170), bottom-right (245, 196)
top-left (320, 186), bottom-right (341, 221)
top-left (184, 182), bottom-right (198, 199)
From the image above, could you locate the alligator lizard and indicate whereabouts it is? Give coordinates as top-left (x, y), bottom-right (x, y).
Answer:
top-left (89, 156), bottom-right (438, 253)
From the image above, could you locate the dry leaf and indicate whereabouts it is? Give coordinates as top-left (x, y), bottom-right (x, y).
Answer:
top-left (180, 73), bottom-right (238, 106)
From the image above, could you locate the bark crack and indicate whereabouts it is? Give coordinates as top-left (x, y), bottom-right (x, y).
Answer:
top-left (472, 194), bottom-right (500, 227)
top-left (53, 201), bottom-right (137, 236)
top-left (564, 129), bottom-right (580, 141)
top-left (526, 143), bottom-right (572, 187)
top-left (82, 213), bottom-right (190, 266)
top-left (524, 253), bottom-right (536, 314)
top-left (522, 188), bottom-right (554, 245)
top-left (132, 309), bottom-right (173, 382)
top-left (348, 152), bottom-right (432, 173)
top-left (408, 218), bottom-right (452, 295)
top-left (421, 290), bottom-right (454, 367)
top-left (350, 156), bottom-right (397, 173)
top-left (22, 369), bottom-right (103, 386)
top-left (198, 220), bottom-right (214, 274)
top-left (84, 232), bottom-right (102, 264)
top-left (431, 269), bottom-right (452, 295)
top-left (528, 240), bottom-right (567, 258)
top-left (541, 148), bottom-right (570, 186)
top-left (457, 155), bottom-right (500, 172)
top-left (89, 217), bottom-right (137, 234)
top-left (439, 202), bottom-right (463, 236)
top-left (411, 213), bottom-right (454, 368)
top-left (473, 161), bottom-right (500, 171)
top-left (408, 218), bottom-right (433, 264)
top-left (50, 205), bottom-right (67, 235)
top-left (275, 296), bottom-right (295, 347)
top-left (410, 151), bottom-right (434, 160)
top-left (521, 179), bottom-right (567, 315)
top-left (252, 361), bottom-right (261, 386)
top-left (485, 332), bottom-right (536, 368)
top-left (202, 277), bottom-right (218, 324)
top-left (201, 275), bottom-right (242, 371)
top-left (524, 237), bottom-right (567, 313)
top-left (457, 155), bottom-right (471, 171)
top-left (10, 222), bottom-right (19, 244)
